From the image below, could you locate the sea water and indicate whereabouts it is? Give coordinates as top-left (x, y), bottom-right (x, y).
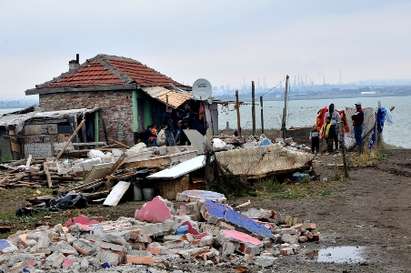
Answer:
top-left (218, 95), bottom-right (411, 148)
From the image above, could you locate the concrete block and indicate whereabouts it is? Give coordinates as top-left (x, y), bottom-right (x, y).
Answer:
top-left (45, 252), bottom-right (65, 268)
top-left (97, 249), bottom-right (122, 266)
top-left (51, 241), bottom-right (78, 255)
top-left (237, 243), bottom-right (262, 257)
top-left (126, 255), bottom-right (156, 265)
top-left (280, 247), bottom-right (294, 256)
top-left (177, 247), bottom-right (210, 259)
top-left (221, 241), bottom-right (236, 256)
top-left (98, 241), bottom-right (127, 253)
top-left (281, 233), bottom-right (299, 244)
top-left (199, 235), bottom-right (213, 247)
top-left (298, 236), bottom-right (308, 243)
top-left (73, 239), bottom-right (96, 255)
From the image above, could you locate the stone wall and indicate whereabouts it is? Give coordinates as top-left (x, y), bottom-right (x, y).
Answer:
top-left (39, 91), bottom-right (134, 144)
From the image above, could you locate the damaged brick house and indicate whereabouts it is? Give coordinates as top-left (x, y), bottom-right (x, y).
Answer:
top-left (25, 54), bottom-right (213, 145)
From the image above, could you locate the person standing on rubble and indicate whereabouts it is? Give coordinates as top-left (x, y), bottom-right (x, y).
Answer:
top-left (325, 103), bottom-right (340, 152)
top-left (321, 116), bottom-right (333, 153)
top-left (351, 102), bottom-right (364, 153)
top-left (309, 125), bottom-right (320, 154)
top-left (175, 120), bottom-right (189, 145)
top-left (147, 124), bottom-right (158, 146)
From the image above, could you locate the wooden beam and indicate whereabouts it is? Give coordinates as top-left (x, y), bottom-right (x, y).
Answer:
top-left (281, 75), bottom-right (290, 139)
top-left (235, 90), bottom-right (241, 137)
top-left (25, 84), bottom-right (138, 95)
top-left (56, 118), bottom-right (86, 159)
top-left (260, 96), bottom-right (264, 134)
top-left (43, 162), bottom-right (52, 188)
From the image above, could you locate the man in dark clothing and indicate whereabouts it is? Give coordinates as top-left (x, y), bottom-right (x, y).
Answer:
top-left (351, 102), bottom-right (364, 153)
top-left (326, 103), bottom-right (340, 152)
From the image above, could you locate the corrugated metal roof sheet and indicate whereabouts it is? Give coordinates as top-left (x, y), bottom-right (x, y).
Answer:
top-left (0, 108), bottom-right (96, 133)
top-left (142, 86), bottom-right (192, 109)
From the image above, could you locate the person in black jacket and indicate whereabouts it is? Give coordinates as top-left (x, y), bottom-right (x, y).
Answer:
top-left (351, 102), bottom-right (364, 153)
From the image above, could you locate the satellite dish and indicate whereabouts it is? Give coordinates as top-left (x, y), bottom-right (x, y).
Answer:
top-left (192, 79), bottom-right (212, 101)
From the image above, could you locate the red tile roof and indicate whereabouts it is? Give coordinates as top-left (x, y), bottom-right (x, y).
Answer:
top-left (33, 54), bottom-right (189, 90)
top-left (46, 59), bottom-right (123, 88)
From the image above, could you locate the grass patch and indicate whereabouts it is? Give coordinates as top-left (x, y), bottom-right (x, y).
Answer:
top-left (350, 149), bottom-right (386, 167)
top-left (256, 177), bottom-right (338, 200)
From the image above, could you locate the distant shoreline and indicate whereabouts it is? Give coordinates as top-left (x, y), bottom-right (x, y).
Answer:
top-left (217, 93), bottom-right (411, 102)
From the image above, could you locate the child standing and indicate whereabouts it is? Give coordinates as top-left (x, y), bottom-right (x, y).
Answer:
top-left (309, 125), bottom-right (320, 154)
top-left (321, 117), bottom-right (333, 153)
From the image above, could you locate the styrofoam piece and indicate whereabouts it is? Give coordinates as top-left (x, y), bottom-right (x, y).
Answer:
top-left (103, 181), bottom-right (131, 206)
top-left (146, 155), bottom-right (206, 180)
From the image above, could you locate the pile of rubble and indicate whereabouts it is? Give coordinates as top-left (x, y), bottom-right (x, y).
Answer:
top-left (0, 191), bottom-right (320, 273)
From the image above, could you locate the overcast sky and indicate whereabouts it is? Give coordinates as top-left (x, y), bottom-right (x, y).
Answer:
top-left (1, 0), bottom-right (411, 98)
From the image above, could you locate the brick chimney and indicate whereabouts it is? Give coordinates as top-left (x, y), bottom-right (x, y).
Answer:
top-left (68, 54), bottom-right (80, 72)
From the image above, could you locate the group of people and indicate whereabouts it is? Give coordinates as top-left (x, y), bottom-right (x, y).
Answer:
top-left (310, 102), bottom-right (364, 154)
top-left (142, 102), bottom-right (207, 147)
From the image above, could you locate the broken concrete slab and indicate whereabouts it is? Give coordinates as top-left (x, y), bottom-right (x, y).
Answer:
top-left (73, 238), bottom-right (96, 255)
top-left (51, 240), bottom-right (78, 255)
top-left (45, 252), bottom-right (65, 268)
top-left (97, 249), bottom-right (123, 266)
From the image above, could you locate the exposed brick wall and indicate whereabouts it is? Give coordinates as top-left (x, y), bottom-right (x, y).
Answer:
top-left (39, 91), bottom-right (134, 144)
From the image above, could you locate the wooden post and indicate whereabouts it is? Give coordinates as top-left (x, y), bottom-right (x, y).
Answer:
top-left (100, 113), bottom-right (109, 144)
top-left (251, 81), bottom-right (256, 136)
top-left (94, 111), bottom-right (100, 143)
top-left (235, 90), bottom-right (242, 137)
top-left (56, 118), bottom-right (86, 159)
top-left (43, 162), bottom-right (52, 188)
top-left (73, 117), bottom-right (79, 143)
top-left (281, 75), bottom-right (290, 139)
top-left (260, 96), bottom-right (264, 134)
top-left (340, 124), bottom-right (349, 178)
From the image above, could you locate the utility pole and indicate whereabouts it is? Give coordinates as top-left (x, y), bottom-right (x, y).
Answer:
top-left (235, 90), bottom-right (242, 137)
top-left (281, 75), bottom-right (290, 139)
top-left (251, 81), bottom-right (256, 136)
top-left (260, 96), bottom-right (264, 134)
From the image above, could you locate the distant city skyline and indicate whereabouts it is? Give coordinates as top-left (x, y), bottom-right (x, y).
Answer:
top-left (1, 0), bottom-right (411, 99)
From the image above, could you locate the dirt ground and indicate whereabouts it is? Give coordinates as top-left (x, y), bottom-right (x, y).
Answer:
top-left (0, 148), bottom-right (410, 272)
top-left (233, 148), bottom-right (411, 273)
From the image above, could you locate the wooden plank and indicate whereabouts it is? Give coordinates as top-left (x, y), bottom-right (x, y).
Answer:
top-left (235, 90), bottom-right (242, 137)
top-left (251, 81), bottom-right (256, 135)
top-left (124, 151), bottom-right (197, 170)
top-left (43, 162), bottom-right (52, 188)
top-left (25, 154), bottom-right (32, 169)
top-left (103, 181), bottom-right (131, 206)
top-left (56, 118), bottom-right (86, 159)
